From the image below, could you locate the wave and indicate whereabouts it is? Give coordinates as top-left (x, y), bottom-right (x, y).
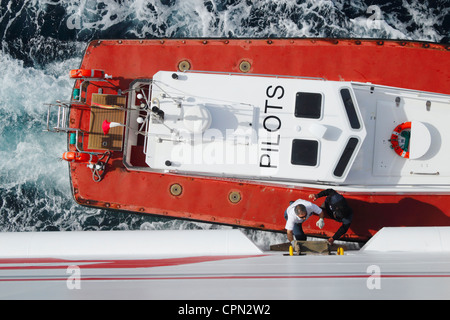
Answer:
top-left (1, 0), bottom-right (448, 66)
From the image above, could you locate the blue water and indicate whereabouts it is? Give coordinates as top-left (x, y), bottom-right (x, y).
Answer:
top-left (0, 0), bottom-right (448, 247)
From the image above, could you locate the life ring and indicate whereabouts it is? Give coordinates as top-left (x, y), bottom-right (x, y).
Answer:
top-left (69, 69), bottom-right (105, 79)
top-left (62, 151), bottom-right (99, 163)
top-left (390, 122), bottom-right (411, 158)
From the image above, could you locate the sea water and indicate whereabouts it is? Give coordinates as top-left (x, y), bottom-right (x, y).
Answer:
top-left (0, 0), bottom-right (448, 249)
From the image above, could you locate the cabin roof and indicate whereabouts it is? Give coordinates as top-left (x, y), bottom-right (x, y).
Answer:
top-left (145, 71), bottom-right (366, 183)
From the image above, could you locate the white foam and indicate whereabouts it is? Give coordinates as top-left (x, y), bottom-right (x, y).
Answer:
top-left (57, 0), bottom-right (447, 41)
top-left (0, 53), bottom-right (77, 190)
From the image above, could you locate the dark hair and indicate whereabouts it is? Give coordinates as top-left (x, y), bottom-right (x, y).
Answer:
top-left (295, 204), bottom-right (307, 216)
top-left (334, 210), bottom-right (344, 220)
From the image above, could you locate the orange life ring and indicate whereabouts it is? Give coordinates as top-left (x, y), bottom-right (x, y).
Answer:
top-left (390, 122), bottom-right (411, 158)
top-left (69, 69), bottom-right (105, 79)
top-left (62, 152), bottom-right (99, 163)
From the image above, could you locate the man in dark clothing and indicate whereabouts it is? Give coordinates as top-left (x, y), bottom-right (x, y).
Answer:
top-left (309, 189), bottom-right (353, 245)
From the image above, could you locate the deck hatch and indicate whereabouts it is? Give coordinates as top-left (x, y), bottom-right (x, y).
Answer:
top-left (295, 92), bottom-right (322, 119)
top-left (291, 139), bottom-right (319, 166)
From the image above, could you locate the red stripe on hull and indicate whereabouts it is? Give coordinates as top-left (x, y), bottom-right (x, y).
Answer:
top-left (0, 255), bottom-right (262, 270)
top-left (2, 274), bottom-right (450, 282)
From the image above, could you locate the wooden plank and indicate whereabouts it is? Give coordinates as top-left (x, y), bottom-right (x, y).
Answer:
top-left (269, 242), bottom-right (291, 251)
top-left (295, 241), bottom-right (330, 255)
top-left (270, 241), bottom-right (349, 255)
top-left (88, 94), bottom-right (126, 151)
top-left (91, 93), bottom-right (126, 108)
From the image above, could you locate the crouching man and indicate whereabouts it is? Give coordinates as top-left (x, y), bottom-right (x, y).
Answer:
top-left (284, 199), bottom-right (325, 246)
top-left (309, 189), bottom-right (353, 245)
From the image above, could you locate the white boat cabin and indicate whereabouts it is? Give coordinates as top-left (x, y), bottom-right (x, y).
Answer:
top-left (126, 71), bottom-right (450, 191)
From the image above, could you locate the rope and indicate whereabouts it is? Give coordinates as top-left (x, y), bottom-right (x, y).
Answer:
top-left (90, 151), bottom-right (112, 182)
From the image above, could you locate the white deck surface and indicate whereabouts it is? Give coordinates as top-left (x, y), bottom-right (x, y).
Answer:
top-left (349, 83), bottom-right (450, 188)
top-left (146, 71), bottom-right (366, 183)
top-left (140, 72), bottom-right (450, 192)
top-left (0, 228), bottom-right (449, 300)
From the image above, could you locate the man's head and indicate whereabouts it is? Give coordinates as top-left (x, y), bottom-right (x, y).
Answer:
top-left (294, 204), bottom-right (308, 220)
top-left (333, 205), bottom-right (347, 221)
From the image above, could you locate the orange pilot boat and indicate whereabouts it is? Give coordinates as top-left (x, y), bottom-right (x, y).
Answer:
top-left (45, 39), bottom-right (450, 242)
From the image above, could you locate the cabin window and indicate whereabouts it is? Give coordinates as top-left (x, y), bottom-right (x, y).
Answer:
top-left (295, 92), bottom-right (322, 119)
top-left (333, 137), bottom-right (359, 177)
top-left (340, 89), bottom-right (361, 129)
top-left (291, 139), bottom-right (319, 166)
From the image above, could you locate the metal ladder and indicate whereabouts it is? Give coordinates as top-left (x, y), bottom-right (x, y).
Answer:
top-left (44, 101), bottom-right (86, 152)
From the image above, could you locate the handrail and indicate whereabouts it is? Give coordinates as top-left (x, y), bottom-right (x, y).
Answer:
top-left (182, 69), bottom-right (326, 81)
top-left (43, 102), bottom-right (102, 155)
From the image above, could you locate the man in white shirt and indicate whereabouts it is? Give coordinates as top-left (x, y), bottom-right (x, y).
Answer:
top-left (284, 199), bottom-right (325, 244)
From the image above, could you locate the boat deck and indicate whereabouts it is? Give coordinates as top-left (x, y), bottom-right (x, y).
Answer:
top-left (60, 39), bottom-right (450, 242)
top-left (88, 100), bottom-right (125, 151)
top-left (131, 71), bottom-right (450, 192)
top-left (349, 83), bottom-right (450, 189)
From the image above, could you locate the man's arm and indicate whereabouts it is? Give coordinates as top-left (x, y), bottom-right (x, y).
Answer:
top-left (331, 214), bottom-right (352, 241)
top-left (331, 222), bottom-right (351, 242)
top-left (309, 188), bottom-right (336, 201)
top-left (287, 230), bottom-right (294, 243)
top-left (318, 210), bottom-right (324, 219)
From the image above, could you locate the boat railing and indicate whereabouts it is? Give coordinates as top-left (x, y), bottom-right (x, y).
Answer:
top-left (44, 101), bottom-right (91, 154)
top-left (351, 82), bottom-right (450, 101)
top-left (183, 69), bottom-right (326, 81)
top-left (44, 101), bottom-right (71, 133)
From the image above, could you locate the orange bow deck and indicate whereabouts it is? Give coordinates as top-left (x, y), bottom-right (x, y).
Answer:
top-left (58, 39), bottom-right (450, 242)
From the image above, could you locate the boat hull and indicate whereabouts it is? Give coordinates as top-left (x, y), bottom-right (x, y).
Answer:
top-left (1, 228), bottom-right (450, 299)
top-left (68, 39), bottom-right (450, 242)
